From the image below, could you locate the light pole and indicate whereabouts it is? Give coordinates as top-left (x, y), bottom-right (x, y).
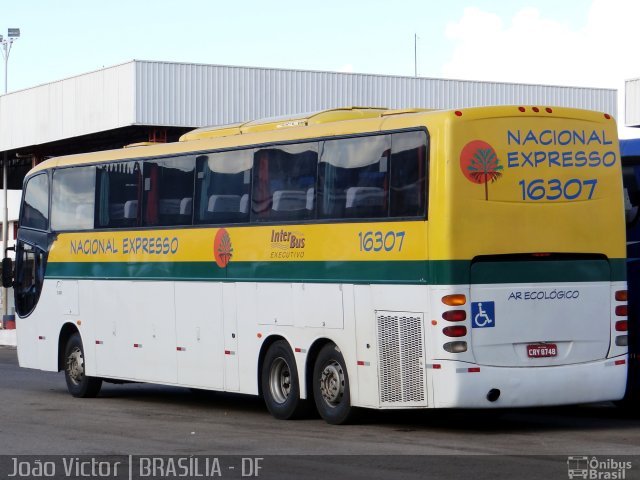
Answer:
top-left (414, 33), bottom-right (417, 77)
top-left (0, 28), bottom-right (19, 320)
top-left (1, 29), bottom-right (20, 94)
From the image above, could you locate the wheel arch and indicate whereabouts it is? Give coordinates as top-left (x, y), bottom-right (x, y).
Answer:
top-left (257, 335), bottom-right (344, 400)
top-left (256, 334), bottom-right (289, 397)
top-left (57, 322), bottom-right (80, 372)
top-left (304, 337), bottom-right (337, 400)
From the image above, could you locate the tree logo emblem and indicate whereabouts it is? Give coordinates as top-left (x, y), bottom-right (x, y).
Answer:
top-left (214, 228), bottom-right (233, 268)
top-left (460, 140), bottom-right (503, 200)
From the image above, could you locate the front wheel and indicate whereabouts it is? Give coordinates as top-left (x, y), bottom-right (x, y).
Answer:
top-left (64, 332), bottom-right (102, 398)
top-left (313, 343), bottom-right (354, 424)
top-left (261, 340), bottom-right (309, 419)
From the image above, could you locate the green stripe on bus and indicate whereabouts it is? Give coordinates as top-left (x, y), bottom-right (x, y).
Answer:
top-left (45, 262), bottom-right (228, 281)
top-left (611, 258), bottom-right (627, 282)
top-left (45, 261), bottom-right (428, 284)
top-left (226, 261), bottom-right (429, 284)
top-left (46, 258), bottom-right (626, 284)
top-left (470, 259), bottom-right (624, 284)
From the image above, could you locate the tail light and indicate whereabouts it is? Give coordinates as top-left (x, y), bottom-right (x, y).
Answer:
top-left (442, 310), bottom-right (466, 322)
top-left (443, 326), bottom-right (467, 337)
top-left (613, 290), bottom-right (628, 354)
top-left (441, 294), bottom-right (468, 351)
top-left (443, 341), bottom-right (467, 353)
top-left (616, 336), bottom-right (628, 347)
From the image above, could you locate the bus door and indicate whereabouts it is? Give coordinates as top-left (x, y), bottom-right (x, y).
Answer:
top-left (13, 228), bottom-right (50, 369)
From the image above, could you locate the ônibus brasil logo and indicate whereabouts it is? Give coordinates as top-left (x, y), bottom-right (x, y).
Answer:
top-left (214, 228), bottom-right (233, 268)
top-left (460, 140), bottom-right (504, 200)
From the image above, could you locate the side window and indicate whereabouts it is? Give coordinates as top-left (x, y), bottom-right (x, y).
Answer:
top-left (252, 143), bottom-right (318, 222)
top-left (390, 131), bottom-right (428, 218)
top-left (143, 156), bottom-right (196, 227)
top-left (318, 135), bottom-right (390, 219)
top-left (21, 174), bottom-right (49, 230)
top-left (51, 167), bottom-right (96, 231)
top-left (195, 150), bottom-right (252, 225)
top-left (96, 161), bottom-right (142, 228)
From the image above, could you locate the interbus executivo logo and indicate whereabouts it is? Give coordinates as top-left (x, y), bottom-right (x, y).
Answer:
top-left (567, 456), bottom-right (632, 479)
top-left (269, 229), bottom-right (306, 259)
top-left (460, 140), bottom-right (504, 200)
top-left (214, 228), bottom-right (233, 268)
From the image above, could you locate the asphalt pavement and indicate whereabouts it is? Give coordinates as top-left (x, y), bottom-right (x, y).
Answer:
top-left (1, 346), bottom-right (639, 479)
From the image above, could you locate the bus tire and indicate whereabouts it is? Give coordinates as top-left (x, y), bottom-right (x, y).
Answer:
top-left (64, 333), bottom-right (102, 398)
top-left (313, 343), bottom-right (353, 425)
top-left (261, 340), bottom-right (308, 420)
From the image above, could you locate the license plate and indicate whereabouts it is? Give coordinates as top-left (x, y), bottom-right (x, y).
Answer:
top-left (527, 343), bottom-right (558, 358)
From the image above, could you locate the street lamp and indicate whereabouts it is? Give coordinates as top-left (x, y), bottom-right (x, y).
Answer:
top-left (0, 28), bottom-right (19, 320)
top-left (1, 28), bottom-right (20, 94)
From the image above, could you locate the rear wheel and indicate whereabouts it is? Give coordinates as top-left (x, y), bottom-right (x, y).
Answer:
top-left (261, 340), bottom-right (309, 419)
top-left (313, 343), bottom-right (354, 425)
top-left (64, 333), bottom-right (102, 398)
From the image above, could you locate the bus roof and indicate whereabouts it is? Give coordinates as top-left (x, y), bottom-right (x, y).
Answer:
top-left (27, 105), bottom-right (613, 176)
top-left (178, 107), bottom-right (430, 141)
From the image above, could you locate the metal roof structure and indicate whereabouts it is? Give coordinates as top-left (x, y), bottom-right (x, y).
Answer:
top-left (0, 59), bottom-right (618, 188)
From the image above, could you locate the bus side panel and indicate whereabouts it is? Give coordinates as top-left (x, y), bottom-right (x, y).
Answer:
top-left (222, 283), bottom-right (240, 391)
top-left (235, 282), bottom-right (260, 396)
top-left (353, 285), bottom-right (379, 407)
top-left (134, 282), bottom-right (177, 384)
top-left (92, 280), bottom-right (127, 379)
top-left (352, 284), bottom-right (431, 409)
top-left (92, 280), bottom-right (177, 384)
top-left (232, 281), bottom-right (355, 400)
top-left (75, 280), bottom-right (96, 377)
top-left (175, 282), bottom-right (225, 390)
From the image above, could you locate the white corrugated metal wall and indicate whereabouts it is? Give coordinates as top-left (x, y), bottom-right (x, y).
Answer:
top-left (135, 60), bottom-right (617, 128)
top-left (625, 78), bottom-right (640, 127)
top-left (0, 62), bottom-right (136, 152)
top-left (0, 60), bottom-right (618, 152)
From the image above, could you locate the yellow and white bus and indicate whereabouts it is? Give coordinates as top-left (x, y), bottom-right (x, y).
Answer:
top-left (6, 106), bottom-right (628, 424)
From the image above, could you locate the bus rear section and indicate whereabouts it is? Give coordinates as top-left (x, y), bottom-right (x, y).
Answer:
top-left (620, 138), bottom-right (640, 402)
top-left (428, 106), bottom-right (628, 408)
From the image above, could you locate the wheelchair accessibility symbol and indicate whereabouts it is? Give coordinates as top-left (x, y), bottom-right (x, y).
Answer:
top-left (471, 302), bottom-right (495, 328)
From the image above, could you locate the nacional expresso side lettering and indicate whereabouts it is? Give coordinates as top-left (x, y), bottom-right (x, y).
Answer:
top-left (70, 236), bottom-right (179, 256)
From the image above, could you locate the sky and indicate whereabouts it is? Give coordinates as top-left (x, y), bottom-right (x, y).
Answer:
top-left (2, 0), bottom-right (639, 137)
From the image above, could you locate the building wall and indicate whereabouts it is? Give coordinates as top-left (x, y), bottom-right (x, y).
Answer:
top-left (0, 60), bottom-right (619, 153)
top-left (0, 62), bottom-right (136, 152)
top-left (135, 61), bottom-right (618, 129)
top-left (0, 190), bottom-right (22, 259)
top-left (625, 78), bottom-right (640, 127)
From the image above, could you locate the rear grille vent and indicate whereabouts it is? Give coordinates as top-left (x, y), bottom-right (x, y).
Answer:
top-left (376, 311), bottom-right (426, 405)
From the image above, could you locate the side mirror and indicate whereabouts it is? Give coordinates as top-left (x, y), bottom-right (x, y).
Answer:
top-left (2, 257), bottom-right (13, 288)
